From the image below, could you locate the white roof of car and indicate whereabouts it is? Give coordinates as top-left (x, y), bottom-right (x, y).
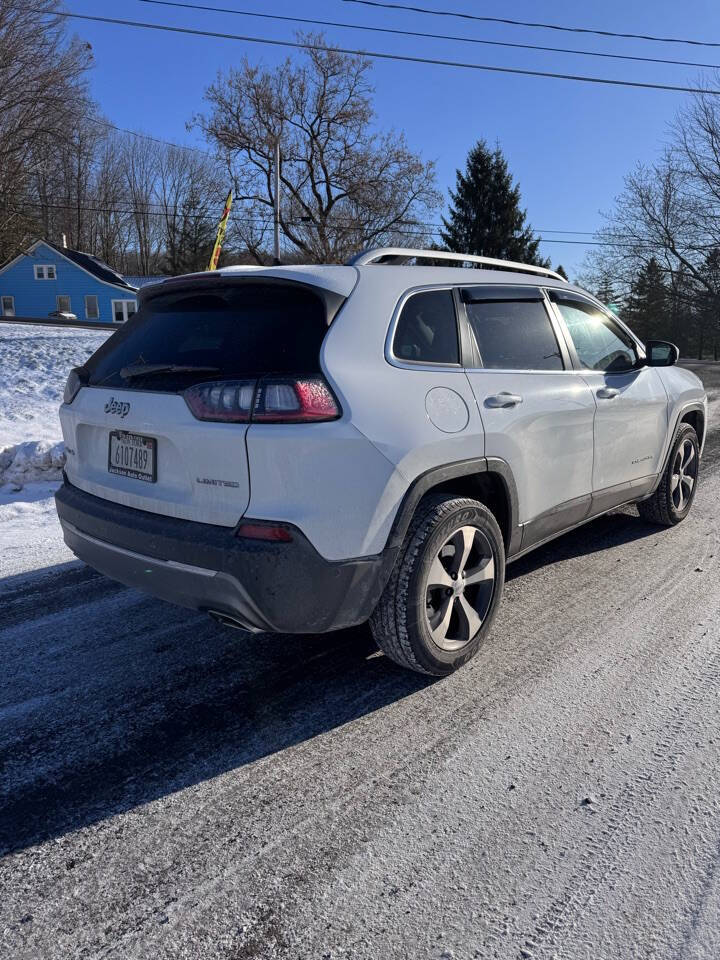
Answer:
top-left (214, 264), bottom-right (357, 297)
top-left (163, 249), bottom-right (581, 302)
top-left (213, 263), bottom-right (573, 300)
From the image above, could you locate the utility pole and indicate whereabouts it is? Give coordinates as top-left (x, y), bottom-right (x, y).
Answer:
top-left (273, 141), bottom-right (281, 265)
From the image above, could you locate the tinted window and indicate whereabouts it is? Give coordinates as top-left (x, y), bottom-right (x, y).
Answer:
top-left (466, 299), bottom-right (563, 370)
top-left (552, 295), bottom-right (637, 372)
top-left (393, 290), bottom-right (459, 364)
top-left (86, 283), bottom-right (328, 391)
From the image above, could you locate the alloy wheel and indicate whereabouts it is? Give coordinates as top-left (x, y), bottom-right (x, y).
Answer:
top-left (671, 438), bottom-right (698, 512)
top-left (424, 525), bottom-right (495, 651)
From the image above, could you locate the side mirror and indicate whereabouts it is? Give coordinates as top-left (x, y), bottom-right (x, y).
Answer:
top-left (645, 340), bottom-right (679, 367)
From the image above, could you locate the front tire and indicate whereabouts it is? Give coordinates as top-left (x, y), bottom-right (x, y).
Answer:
top-left (370, 495), bottom-right (505, 676)
top-left (638, 423), bottom-right (700, 526)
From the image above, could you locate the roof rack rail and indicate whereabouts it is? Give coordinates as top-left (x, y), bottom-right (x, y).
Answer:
top-left (346, 247), bottom-right (567, 283)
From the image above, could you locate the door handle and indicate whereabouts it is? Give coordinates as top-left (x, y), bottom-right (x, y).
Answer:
top-left (597, 387), bottom-right (619, 399)
top-left (485, 392), bottom-right (524, 408)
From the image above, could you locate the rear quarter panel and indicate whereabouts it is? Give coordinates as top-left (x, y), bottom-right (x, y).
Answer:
top-left (244, 420), bottom-right (407, 561)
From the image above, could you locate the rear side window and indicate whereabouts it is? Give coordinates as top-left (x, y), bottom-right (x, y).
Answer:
top-left (466, 299), bottom-right (564, 370)
top-left (85, 283), bottom-right (328, 391)
top-left (393, 289), bottom-right (459, 364)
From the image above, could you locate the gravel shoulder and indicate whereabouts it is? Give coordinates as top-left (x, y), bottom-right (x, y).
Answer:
top-left (0, 363), bottom-right (719, 960)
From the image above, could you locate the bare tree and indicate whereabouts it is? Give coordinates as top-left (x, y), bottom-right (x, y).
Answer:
top-left (585, 77), bottom-right (720, 295)
top-left (93, 133), bottom-right (134, 269)
top-left (195, 34), bottom-right (440, 263)
top-left (0, 0), bottom-right (93, 262)
top-left (121, 135), bottom-right (160, 276)
top-left (155, 146), bottom-right (226, 274)
top-left (579, 76), bottom-right (720, 356)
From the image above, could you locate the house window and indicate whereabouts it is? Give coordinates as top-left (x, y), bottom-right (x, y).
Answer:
top-left (85, 295), bottom-right (99, 320)
top-left (57, 295), bottom-right (72, 314)
top-left (1, 296), bottom-right (15, 317)
top-left (111, 299), bottom-right (137, 324)
top-left (34, 264), bottom-right (56, 280)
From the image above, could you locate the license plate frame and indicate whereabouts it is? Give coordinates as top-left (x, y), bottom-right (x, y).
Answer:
top-left (108, 430), bottom-right (157, 483)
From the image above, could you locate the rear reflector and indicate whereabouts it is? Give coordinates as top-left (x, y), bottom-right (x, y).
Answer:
top-left (235, 522), bottom-right (293, 542)
top-left (184, 376), bottom-right (340, 423)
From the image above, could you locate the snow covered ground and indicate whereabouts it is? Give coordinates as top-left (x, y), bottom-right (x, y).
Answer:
top-left (0, 322), bottom-right (108, 482)
top-left (0, 323), bottom-right (110, 576)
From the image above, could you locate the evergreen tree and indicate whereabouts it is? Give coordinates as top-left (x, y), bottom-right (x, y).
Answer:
top-left (595, 272), bottom-right (619, 308)
top-left (441, 140), bottom-right (548, 266)
top-left (555, 264), bottom-right (569, 281)
top-left (696, 249), bottom-right (720, 359)
top-left (625, 258), bottom-right (668, 342)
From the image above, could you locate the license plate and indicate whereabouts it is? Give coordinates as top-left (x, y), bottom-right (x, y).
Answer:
top-left (108, 430), bottom-right (157, 482)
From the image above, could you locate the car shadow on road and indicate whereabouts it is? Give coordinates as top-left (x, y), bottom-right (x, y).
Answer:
top-left (0, 562), bottom-right (433, 857)
top-left (505, 507), bottom-right (666, 581)
top-left (0, 507), bottom-right (668, 858)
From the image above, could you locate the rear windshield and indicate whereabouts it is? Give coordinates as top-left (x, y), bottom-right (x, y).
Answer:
top-left (85, 282), bottom-right (329, 391)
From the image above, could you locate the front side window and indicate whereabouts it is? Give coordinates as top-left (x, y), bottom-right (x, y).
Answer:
top-left (34, 264), bottom-right (56, 280)
top-left (56, 295), bottom-right (71, 313)
top-left (1, 295), bottom-right (15, 316)
top-left (466, 299), bottom-right (564, 370)
top-left (551, 295), bottom-right (637, 372)
top-left (85, 295), bottom-right (99, 320)
top-left (392, 289), bottom-right (459, 364)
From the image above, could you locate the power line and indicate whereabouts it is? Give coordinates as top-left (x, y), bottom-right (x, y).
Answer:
top-left (82, 115), bottom-right (213, 157)
top-left (12, 200), bottom-right (702, 247)
top-left (13, 199), bottom-right (268, 225)
top-left (35, 8), bottom-right (720, 96)
top-left (17, 200), bottom-right (720, 247)
top-left (341, 0), bottom-right (720, 50)
top-left (139, 0), bottom-right (720, 71)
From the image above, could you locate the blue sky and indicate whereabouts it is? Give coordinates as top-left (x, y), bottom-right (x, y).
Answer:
top-left (68, 0), bottom-right (718, 276)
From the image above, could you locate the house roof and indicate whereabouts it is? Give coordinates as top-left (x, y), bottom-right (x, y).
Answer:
top-left (123, 275), bottom-right (165, 289)
top-left (42, 240), bottom-right (136, 291)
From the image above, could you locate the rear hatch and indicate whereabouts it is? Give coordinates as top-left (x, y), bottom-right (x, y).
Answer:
top-left (60, 276), bottom-right (345, 526)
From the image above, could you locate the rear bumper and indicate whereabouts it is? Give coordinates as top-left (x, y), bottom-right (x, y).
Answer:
top-left (55, 480), bottom-right (395, 634)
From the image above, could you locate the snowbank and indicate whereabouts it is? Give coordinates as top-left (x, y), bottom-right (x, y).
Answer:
top-left (0, 322), bottom-right (110, 492)
top-left (0, 439), bottom-right (66, 489)
top-left (0, 322), bottom-right (109, 450)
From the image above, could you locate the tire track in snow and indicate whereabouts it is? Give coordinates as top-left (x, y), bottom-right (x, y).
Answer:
top-left (518, 535), bottom-right (720, 960)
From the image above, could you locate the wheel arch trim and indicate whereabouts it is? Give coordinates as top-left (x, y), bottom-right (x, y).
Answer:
top-left (386, 456), bottom-right (521, 556)
top-left (648, 401), bottom-right (706, 497)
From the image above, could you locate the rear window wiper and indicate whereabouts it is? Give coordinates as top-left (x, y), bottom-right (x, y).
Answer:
top-left (119, 363), bottom-right (220, 379)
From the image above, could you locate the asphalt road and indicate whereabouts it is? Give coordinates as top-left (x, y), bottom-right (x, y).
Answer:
top-left (1, 364), bottom-right (720, 960)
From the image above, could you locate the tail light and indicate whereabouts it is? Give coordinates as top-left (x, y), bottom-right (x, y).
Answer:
top-left (252, 377), bottom-right (340, 422)
top-left (183, 376), bottom-right (340, 424)
top-left (184, 380), bottom-right (255, 422)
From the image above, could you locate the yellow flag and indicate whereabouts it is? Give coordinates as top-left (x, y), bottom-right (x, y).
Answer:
top-left (208, 189), bottom-right (233, 271)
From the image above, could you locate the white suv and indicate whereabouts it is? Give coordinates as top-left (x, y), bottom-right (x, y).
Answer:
top-left (56, 248), bottom-right (707, 675)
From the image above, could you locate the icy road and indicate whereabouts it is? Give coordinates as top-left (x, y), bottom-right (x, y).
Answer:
top-left (1, 334), bottom-right (719, 959)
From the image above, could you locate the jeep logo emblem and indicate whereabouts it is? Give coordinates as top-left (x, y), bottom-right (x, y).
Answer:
top-left (104, 397), bottom-right (130, 418)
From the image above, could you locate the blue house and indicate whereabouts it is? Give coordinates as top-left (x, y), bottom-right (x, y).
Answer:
top-left (0, 239), bottom-right (141, 324)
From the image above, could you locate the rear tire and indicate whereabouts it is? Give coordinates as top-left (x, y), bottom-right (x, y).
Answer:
top-left (370, 495), bottom-right (505, 676)
top-left (638, 423), bottom-right (700, 526)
